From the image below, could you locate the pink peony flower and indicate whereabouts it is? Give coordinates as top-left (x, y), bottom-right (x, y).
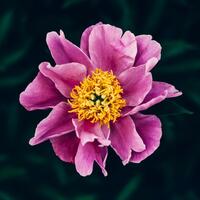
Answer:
top-left (19, 23), bottom-right (182, 176)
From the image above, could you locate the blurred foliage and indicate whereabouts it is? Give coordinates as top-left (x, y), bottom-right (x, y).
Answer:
top-left (0, 0), bottom-right (200, 199)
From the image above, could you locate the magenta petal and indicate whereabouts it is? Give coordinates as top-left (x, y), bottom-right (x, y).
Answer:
top-left (19, 65), bottom-right (65, 111)
top-left (29, 102), bottom-right (74, 145)
top-left (88, 24), bottom-right (137, 75)
top-left (135, 35), bottom-right (161, 70)
top-left (39, 62), bottom-right (87, 98)
top-left (75, 142), bottom-right (108, 176)
top-left (118, 65), bottom-right (152, 106)
top-left (148, 81), bottom-right (183, 99)
top-left (46, 30), bottom-right (94, 73)
top-left (50, 132), bottom-right (79, 163)
top-left (143, 57), bottom-right (159, 72)
top-left (72, 119), bottom-right (110, 146)
top-left (110, 116), bottom-right (145, 165)
top-left (123, 81), bottom-right (182, 116)
top-left (80, 22), bottom-right (103, 56)
top-left (89, 24), bottom-right (122, 69)
top-left (130, 113), bottom-right (162, 163)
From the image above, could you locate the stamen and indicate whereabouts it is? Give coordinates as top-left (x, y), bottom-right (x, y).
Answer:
top-left (68, 68), bottom-right (126, 126)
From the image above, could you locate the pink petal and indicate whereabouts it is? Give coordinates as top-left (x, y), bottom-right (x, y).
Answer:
top-left (110, 116), bottom-right (146, 165)
top-left (123, 81), bottom-right (182, 116)
top-left (75, 142), bottom-right (108, 176)
top-left (80, 22), bottom-right (103, 56)
top-left (147, 81), bottom-right (183, 99)
top-left (50, 132), bottom-right (79, 163)
top-left (88, 24), bottom-right (137, 75)
top-left (72, 119), bottom-right (110, 146)
top-left (19, 64), bottom-right (65, 111)
top-left (29, 102), bottom-right (74, 145)
top-left (130, 113), bottom-right (162, 163)
top-left (46, 30), bottom-right (94, 73)
top-left (142, 57), bottom-right (159, 72)
top-left (118, 65), bottom-right (152, 106)
top-left (135, 35), bottom-right (161, 70)
top-left (39, 62), bottom-right (87, 98)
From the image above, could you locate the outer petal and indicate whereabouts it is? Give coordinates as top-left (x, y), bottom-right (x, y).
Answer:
top-left (110, 116), bottom-right (146, 165)
top-left (46, 30), bottom-right (94, 73)
top-left (72, 119), bottom-right (110, 146)
top-left (135, 35), bottom-right (161, 70)
top-left (19, 65), bottom-right (65, 111)
top-left (50, 132), bottom-right (79, 163)
top-left (123, 81), bottom-right (182, 116)
top-left (39, 62), bottom-right (87, 98)
top-left (147, 81), bottom-right (183, 99)
top-left (29, 102), bottom-right (74, 145)
top-left (130, 113), bottom-right (162, 163)
top-left (80, 22), bottom-right (103, 56)
top-left (118, 65), bottom-right (152, 106)
top-left (75, 142), bottom-right (108, 176)
top-left (89, 24), bottom-right (137, 75)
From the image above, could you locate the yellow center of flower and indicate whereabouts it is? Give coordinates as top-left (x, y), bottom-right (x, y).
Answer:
top-left (68, 68), bottom-right (126, 126)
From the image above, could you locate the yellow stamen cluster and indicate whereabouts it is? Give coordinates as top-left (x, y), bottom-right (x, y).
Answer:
top-left (68, 68), bottom-right (126, 126)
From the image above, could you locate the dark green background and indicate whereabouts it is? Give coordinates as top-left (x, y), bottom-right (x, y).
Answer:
top-left (0, 0), bottom-right (200, 199)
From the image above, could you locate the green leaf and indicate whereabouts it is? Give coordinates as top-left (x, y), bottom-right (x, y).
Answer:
top-left (117, 0), bottom-right (133, 29)
top-left (0, 69), bottom-right (34, 88)
top-left (62, 0), bottom-right (85, 9)
top-left (185, 191), bottom-right (199, 200)
top-left (25, 154), bottom-right (47, 165)
top-left (144, 0), bottom-right (167, 32)
top-left (159, 58), bottom-right (200, 75)
top-left (75, 195), bottom-right (96, 200)
top-left (6, 103), bottom-right (20, 140)
top-left (163, 40), bottom-right (196, 59)
top-left (150, 100), bottom-right (193, 117)
top-left (0, 191), bottom-right (15, 200)
top-left (0, 154), bottom-right (9, 162)
top-left (0, 41), bottom-right (31, 72)
top-left (117, 175), bottom-right (142, 200)
top-left (0, 11), bottom-right (13, 45)
top-left (0, 166), bottom-right (27, 182)
top-left (38, 185), bottom-right (66, 200)
top-left (52, 162), bottom-right (70, 186)
top-left (187, 90), bottom-right (200, 108)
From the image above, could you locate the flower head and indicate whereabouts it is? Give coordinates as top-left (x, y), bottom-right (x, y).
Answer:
top-left (19, 22), bottom-right (182, 176)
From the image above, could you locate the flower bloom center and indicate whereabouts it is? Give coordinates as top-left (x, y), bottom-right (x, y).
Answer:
top-left (68, 68), bottom-right (126, 126)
